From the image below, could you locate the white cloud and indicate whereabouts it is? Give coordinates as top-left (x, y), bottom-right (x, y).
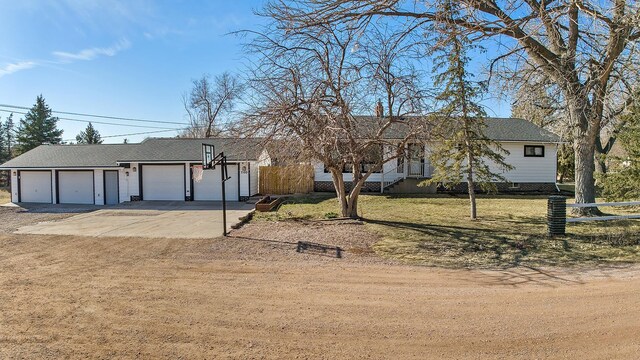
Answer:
top-left (0, 61), bottom-right (37, 78)
top-left (52, 38), bottom-right (131, 62)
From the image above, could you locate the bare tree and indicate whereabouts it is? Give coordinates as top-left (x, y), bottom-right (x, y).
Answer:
top-left (240, 22), bottom-right (430, 218)
top-left (182, 72), bottom-right (244, 138)
top-left (262, 0), bottom-right (640, 215)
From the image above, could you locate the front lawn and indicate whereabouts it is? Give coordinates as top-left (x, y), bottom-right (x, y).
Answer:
top-left (255, 194), bottom-right (640, 268)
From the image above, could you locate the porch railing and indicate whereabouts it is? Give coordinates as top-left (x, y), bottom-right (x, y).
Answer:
top-left (380, 164), bottom-right (404, 193)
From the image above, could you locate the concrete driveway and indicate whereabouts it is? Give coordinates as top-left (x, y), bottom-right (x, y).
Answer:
top-left (14, 201), bottom-right (255, 239)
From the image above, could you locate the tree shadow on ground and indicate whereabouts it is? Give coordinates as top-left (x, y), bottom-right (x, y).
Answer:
top-left (364, 218), bottom-right (633, 269)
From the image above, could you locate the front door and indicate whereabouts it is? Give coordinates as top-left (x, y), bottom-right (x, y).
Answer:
top-left (407, 143), bottom-right (424, 177)
top-left (104, 170), bottom-right (119, 205)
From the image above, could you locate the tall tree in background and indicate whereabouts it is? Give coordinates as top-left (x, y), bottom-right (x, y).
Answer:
top-left (5, 113), bottom-right (14, 158)
top-left (599, 97), bottom-right (640, 201)
top-left (0, 115), bottom-right (8, 163)
top-left (182, 72), bottom-right (244, 138)
top-left (424, 10), bottom-right (512, 220)
top-left (75, 122), bottom-right (103, 144)
top-left (241, 21), bottom-right (429, 218)
top-left (511, 80), bottom-right (574, 183)
top-left (0, 113), bottom-right (15, 187)
top-left (16, 95), bottom-right (63, 154)
top-left (263, 0), bottom-right (640, 216)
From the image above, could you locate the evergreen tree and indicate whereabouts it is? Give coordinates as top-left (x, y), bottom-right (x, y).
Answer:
top-left (75, 122), bottom-right (103, 144)
top-left (5, 113), bottom-right (14, 158)
top-left (424, 9), bottom-right (512, 220)
top-left (599, 99), bottom-right (640, 201)
top-left (15, 95), bottom-right (63, 154)
top-left (0, 116), bottom-right (7, 163)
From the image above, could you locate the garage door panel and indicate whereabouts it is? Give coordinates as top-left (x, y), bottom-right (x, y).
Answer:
top-left (194, 164), bottom-right (239, 201)
top-left (142, 165), bottom-right (185, 201)
top-left (58, 171), bottom-right (94, 204)
top-left (20, 171), bottom-right (52, 203)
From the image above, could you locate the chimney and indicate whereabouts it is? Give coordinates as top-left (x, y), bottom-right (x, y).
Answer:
top-left (375, 100), bottom-right (384, 118)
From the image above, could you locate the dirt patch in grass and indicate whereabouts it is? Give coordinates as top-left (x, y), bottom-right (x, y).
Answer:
top-left (230, 218), bottom-right (386, 263)
top-left (0, 207), bottom-right (78, 233)
top-left (259, 194), bottom-right (640, 269)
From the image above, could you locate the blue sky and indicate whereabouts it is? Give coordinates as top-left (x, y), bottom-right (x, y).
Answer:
top-left (0, 0), bottom-right (511, 144)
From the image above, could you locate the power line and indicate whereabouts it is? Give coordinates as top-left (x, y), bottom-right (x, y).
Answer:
top-left (0, 103), bottom-right (189, 126)
top-left (62, 129), bottom-right (181, 142)
top-left (0, 109), bottom-right (181, 130)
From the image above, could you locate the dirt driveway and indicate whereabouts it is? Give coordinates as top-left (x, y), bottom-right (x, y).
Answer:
top-left (12, 201), bottom-right (254, 239)
top-left (1, 228), bottom-right (639, 359)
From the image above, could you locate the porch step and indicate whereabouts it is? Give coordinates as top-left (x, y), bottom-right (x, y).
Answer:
top-left (385, 178), bottom-right (437, 194)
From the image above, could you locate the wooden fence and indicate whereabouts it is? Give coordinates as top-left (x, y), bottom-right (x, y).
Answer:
top-left (259, 165), bottom-right (314, 195)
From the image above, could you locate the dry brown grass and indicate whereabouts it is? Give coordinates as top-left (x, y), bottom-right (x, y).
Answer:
top-left (255, 194), bottom-right (640, 268)
top-left (0, 188), bottom-right (10, 204)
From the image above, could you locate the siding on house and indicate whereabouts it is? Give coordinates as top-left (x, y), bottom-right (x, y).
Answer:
top-left (313, 141), bottom-right (558, 185)
top-left (239, 162), bottom-right (250, 197)
top-left (491, 142), bottom-right (557, 183)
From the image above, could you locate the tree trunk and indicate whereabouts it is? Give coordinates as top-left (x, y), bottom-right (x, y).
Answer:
top-left (567, 95), bottom-right (601, 216)
top-left (573, 134), bottom-right (601, 215)
top-left (346, 180), bottom-right (364, 219)
top-left (594, 154), bottom-right (607, 175)
top-left (330, 170), bottom-right (350, 217)
top-left (466, 153), bottom-right (477, 220)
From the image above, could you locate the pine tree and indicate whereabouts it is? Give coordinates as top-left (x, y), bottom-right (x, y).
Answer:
top-left (5, 113), bottom-right (14, 158)
top-left (424, 10), bottom-right (512, 220)
top-left (15, 95), bottom-right (63, 154)
top-left (0, 116), bottom-right (7, 163)
top-left (75, 122), bottom-right (103, 144)
top-left (599, 98), bottom-right (640, 201)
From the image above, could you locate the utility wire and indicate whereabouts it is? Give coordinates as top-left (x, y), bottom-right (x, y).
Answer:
top-left (0, 109), bottom-right (181, 130)
top-left (0, 103), bottom-right (188, 126)
top-left (61, 129), bottom-right (180, 142)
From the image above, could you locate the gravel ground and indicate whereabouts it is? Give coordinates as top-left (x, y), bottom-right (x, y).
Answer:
top-left (1, 230), bottom-right (640, 359)
top-left (0, 207), bottom-right (80, 234)
top-left (228, 218), bottom-right (394, 264)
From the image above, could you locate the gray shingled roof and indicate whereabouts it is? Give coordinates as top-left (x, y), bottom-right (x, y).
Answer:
top-left (0, 144), bottom-right (136, 168)
top-left (353, 116), bottom-right (561, 142)
top-left (0, 138), bottom-right (266, 169)
top-left (117, 138), bottom-right (266, 162)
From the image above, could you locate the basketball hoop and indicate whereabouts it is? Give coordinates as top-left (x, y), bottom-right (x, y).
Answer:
top-left (192, 165), bottom-right (204, 182)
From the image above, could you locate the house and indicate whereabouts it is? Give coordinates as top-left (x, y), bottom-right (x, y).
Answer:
top-left (0, 138), bottom-right (270, 205)
top-left (313, 117), bottom-right (562, 193)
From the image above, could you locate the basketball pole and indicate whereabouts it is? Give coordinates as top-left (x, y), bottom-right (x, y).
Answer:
top-left (220, 152), bottom-right (227, 236)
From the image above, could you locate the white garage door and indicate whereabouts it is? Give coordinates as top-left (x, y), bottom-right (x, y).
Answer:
top-left (58, 171), bottom-right (94, 204)
top-left (142, 165), bottom-right (185, 201)
top-left (20, 171), bottom-right (52, 203)
top-left (193, 164), bottom-right (239, 201)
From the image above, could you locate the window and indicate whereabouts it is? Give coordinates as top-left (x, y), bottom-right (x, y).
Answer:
top-left (524, 145), bottom-right (545, 157)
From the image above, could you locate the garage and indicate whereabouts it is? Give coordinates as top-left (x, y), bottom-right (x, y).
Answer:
top-left (141, 164), bottom-right (185, 201)
top-left (19, 171), bottom-right (52, 203)
top-left (193, 164), bottom-right (239, 201)
top-left (57, 171), bottom-right (95, 204)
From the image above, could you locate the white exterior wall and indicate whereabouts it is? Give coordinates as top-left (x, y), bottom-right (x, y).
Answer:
top-left (8, 167), bottom-right (131, 205)
top-left (250, 150), bottom-right (272, 196)
top-left (94, 170), bottom-right (104, 205)
top-left (10, 170), bottom-right (18, 203)
top-left (119, 162), bottom-right (139, 202)
top-left (313, 141), bottom-right (558, 184)
top-left (239, 162), bottom-right (250, 197)
top-left (489, 142), bottom-right (557, 183)
top-left (249, 161), bottom-right (259, 196)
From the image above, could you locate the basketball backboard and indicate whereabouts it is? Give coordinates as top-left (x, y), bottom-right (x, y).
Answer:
top-left (202, 143), bottom-right (215, 169)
